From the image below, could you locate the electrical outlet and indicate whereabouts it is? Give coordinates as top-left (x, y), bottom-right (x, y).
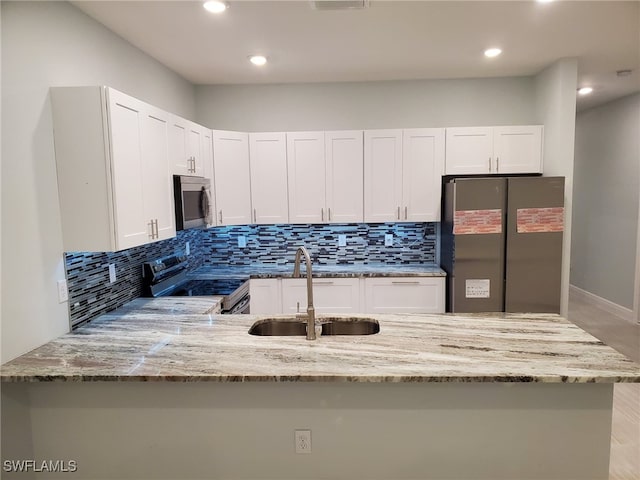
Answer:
top-left (295, 430), bottom-right (312, 454)
top-left (108, 264), bottom-right (117, 283)
top-left (338, 234), bottom-right (347, 247)
top-left (185, 241), bottom-right (190, 256)
top-left (57, 279), bottom-right (68, 303)
top-left (384, 234), bottom-right (393, 246)
top-left (238, 235), bottom-right (247, 248)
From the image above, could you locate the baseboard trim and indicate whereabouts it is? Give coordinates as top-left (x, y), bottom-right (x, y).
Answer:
top-left (569, 285), bottom-right (636, 323)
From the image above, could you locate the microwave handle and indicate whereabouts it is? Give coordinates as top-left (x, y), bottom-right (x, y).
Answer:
top-left (200, 187), bottom-right (212, 225)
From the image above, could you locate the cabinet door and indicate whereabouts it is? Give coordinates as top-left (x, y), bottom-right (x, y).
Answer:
top-left (281, 278), bottom-right (361, 314)
top-left (364, 277), bottom-right (445, 313)
top-left (287, 132), bottom-right (326, 224)
top-left (249, 132), bottom-right (289, 224)
top-left (187, 122), bottom-right (204, 177)
top-left (494, 126), bottom-right (543, 174)
top-left (402, 128), bottom-right (445, 222)
top-left (140, 106), bottom-right (175, 242)
top-left (168, 116), bottom-right (190, 176)
top-left (212, 130), bottom-right (252, 225)
top-left (249, 279), bottom-right (282, 314)
top-left (325, 130), bottom-right (364, 223)
top-left (106, 89), bottom-right (148, 249)
top-left (364, 129), bottom-right (403, 223)
top-left (445, 127), bottom-right (493, 175)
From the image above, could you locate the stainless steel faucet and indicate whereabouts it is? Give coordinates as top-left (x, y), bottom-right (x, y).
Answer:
top-left (292, 246), bottom-right (316, 340)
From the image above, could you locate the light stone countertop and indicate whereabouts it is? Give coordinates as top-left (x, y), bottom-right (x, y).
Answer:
top-left (189, 263), bottom-right (446, 280)
top-left (2, 298), bottom-right (640, 383)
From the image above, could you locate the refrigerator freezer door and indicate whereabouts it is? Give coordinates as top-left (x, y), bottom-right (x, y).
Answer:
top-left (505, 176), bottom-right (565, 313)
top-left (448, 178), bottom-right (506, 313)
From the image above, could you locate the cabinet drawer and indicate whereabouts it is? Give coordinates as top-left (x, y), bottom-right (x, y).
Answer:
top-left (364, 277), bottom-right (445, 313)
top-left (281, 278), bottom-right (361, 314)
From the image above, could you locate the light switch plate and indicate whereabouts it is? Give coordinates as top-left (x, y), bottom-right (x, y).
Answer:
top-left (108, 264), bottom-right (117, 283)
top-left (238, 235), bottom-right (247, 248)
top-left (338, 234), bottom-right (347, 247)
top-left (385, 234), bottom-right (393, 246)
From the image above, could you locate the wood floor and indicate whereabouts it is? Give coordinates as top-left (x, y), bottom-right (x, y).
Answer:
top-left (568, 292), bottom-right (640, 480)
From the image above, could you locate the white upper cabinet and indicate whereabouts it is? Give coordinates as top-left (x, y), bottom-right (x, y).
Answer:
top-left (51, 86), bottom-right (175, 252)
top-left (287, 130), bottom-right (363, 224)
top-left (249, 132), bottom-right (289, 224)
top-left (493, 126), bottom-right (543, 174)
top-left (169, 115), bottom-right (204, 177)
top-left (364, 129), bottom-right (444, 223)
top-left (445, 126), bottom-right (543, 175)
top-left (287, 131), bottom-right (326, 224)
top-left (325, 130), bottom-right (364, 223)
top-left (212, 130), bottom-right (252, 226)
top-left (139, 105), bottom-right (175, 242)
top-left (364, 129), bottom-right (403, 223)
top-left (444, 127), bottom-right (493, 175)
top-left (402, 128), bottom-right (445, 222)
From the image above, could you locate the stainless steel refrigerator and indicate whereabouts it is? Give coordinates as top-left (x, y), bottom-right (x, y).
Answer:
top-left (441, 176), bottom-right (565, 313)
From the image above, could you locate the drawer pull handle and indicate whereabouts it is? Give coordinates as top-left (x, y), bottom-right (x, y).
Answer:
top-left (392, 281), bottom-right (420, 285)
top-left (313, 281), bottom-right (334, 285)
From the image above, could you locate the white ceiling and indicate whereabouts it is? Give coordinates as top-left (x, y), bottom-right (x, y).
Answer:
top-left (73, 0), bottom-right (640, 111)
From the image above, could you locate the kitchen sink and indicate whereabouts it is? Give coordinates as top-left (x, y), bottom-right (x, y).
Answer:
top-left (248, 317), bottom-right (380, 336)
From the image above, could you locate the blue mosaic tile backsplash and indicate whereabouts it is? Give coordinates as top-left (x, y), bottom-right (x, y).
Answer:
top-left (65, 229), bottom-right (203, 329)
top-left (199, 223), bottom-right (438, 267)
top-left (65, 222), bottom-right (438, 328)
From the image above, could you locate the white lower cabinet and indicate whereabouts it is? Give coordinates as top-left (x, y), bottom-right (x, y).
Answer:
top-left (281, 278), bottom-right (361, 314)
top-left (363, 277), bottom-right (445, 314)
top-left (249, 279), bottom-right (282, 315)
top-left (250, 276), bottom-right (445, 315)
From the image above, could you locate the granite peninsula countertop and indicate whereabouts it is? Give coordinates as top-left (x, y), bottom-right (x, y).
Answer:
top-left (2, 299), bottom-right (640, 383)
top-left (190, 263), bottom-right (446, 280)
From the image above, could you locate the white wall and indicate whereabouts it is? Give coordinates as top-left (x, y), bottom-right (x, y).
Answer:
top-left (195, 76), bottom-right (537, 131)
top-left (571, 93), bottom-right (640, 311)
top-left (0, 1), bottom-right (195, 362)
top-left (534, 58), bottom-right (579, 318)
top-left (2, 382), bottom-right (614, 480)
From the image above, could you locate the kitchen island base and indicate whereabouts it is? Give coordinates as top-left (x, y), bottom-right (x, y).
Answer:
top-left (2, 381), bottom-right (613, 480)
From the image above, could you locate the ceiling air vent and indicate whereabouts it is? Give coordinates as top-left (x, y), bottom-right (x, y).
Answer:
top-left (310, 1), bottom-right (370, 10)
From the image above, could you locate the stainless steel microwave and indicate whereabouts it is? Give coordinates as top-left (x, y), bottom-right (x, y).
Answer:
top-left (173, 175), bottom-right (213, 230)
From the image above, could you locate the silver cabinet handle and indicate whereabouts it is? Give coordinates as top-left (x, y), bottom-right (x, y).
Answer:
top-left (497, 157), bottom-right (500, 171)
top-left (392, 280), bottom-right (420, 285)
top-left (148, 219), bottom-right (155, 239)
top-left (313, 281), bottom-right (335, 285)
top-left (328, 207), bottom-right (332, 221)
top-left (154, 219), bottom-right (159, 239)
top-left (321, 208), bottom-right (324, 222)
top-left (488, 157), bottom-right (492, 172)
top-left (397, 206), bottom-right (400, 220)
top-left (405, 206), bottom-right (408, 220)
top-left (219, 210), bottom-right (223, 224)
top-left (253, 209), bottom-right (257, 223)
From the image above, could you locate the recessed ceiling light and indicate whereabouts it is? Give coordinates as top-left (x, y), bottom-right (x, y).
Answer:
top-left (536, 0), bottom-right (555, 4)
top-left (249, 55), bottom-right (267, 66)
top-left (484, 48), bottom-right (502, 58)
top-left (203, 1), bottom-right (227, 14)
top-left (578, 87), bottom-right (593, 95)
